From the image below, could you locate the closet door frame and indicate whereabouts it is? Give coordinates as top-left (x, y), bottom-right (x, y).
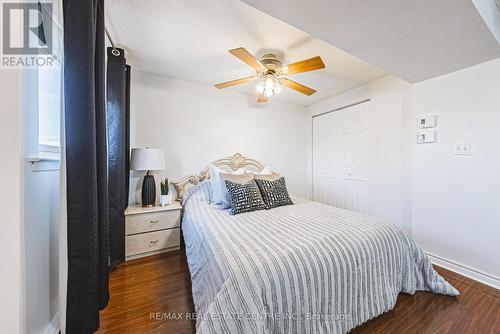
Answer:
top-left (312, 99), bottom-right (371, 214)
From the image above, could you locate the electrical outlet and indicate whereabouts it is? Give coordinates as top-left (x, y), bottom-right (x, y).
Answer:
top-left (453, 143), bottom-right (471, 155)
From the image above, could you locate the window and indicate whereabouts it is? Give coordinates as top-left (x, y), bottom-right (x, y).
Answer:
top-left (37, 0), bottom-right (63, 155)
top-left (38, 63), bottom-right (61, 152)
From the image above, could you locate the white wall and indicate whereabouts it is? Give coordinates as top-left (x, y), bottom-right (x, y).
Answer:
top-left (307, 76), bottom-right (413, 232)
top-left (0, 17), bottom-right (60, 333)
top-left (0, 70), bottom-right (23, 333)
top-left (129, 71), bottom-right (308, 203)
top-left (411, 58), bottom-right (500, 281)
top-left (307, 60), bottom-right (500, 287)
top-left (20, 68), bottom-right (61, 334)
top-left (23, 167), bottom-right (60, 334)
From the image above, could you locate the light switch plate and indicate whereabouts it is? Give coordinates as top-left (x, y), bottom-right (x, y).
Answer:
top-left (453, 143), bottom-right (471, 155)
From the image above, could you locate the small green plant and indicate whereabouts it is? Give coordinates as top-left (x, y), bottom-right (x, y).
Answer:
top-left (160, 178), bottom-right (169, 195)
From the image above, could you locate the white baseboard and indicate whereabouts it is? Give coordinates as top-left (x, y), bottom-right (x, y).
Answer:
top-left (426, 252), bottom-right (500, 290)
top-left (42, 312), bottom-right (60, 334)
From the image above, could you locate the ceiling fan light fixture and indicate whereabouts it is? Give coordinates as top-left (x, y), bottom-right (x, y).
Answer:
top-left (264, 76), bottom-right (274, 89)
top-left (264, 88), bottom-right (274, 97)
top-left (273, 83), bottom-right (282, 94)
top-left (255, 81), bottom-right (265, 94)
top-left (256, 75), bottom-right (282, 98)
top-left (215, 47), bottom-right (325, 102)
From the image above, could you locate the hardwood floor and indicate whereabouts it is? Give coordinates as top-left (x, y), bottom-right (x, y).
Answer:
top-left (97, 252), bottom-right (500, 334)
top-left (98, 251), bottom-right (195, 334)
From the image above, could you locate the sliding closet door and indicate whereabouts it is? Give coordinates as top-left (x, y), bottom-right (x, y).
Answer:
top-left (313, 102), bottom-right (370, 214)
top-left (313, 117), bottom-right (328, 203)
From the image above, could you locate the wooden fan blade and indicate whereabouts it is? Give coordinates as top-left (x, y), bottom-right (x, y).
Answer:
top-left (257, 95), bottom-right (268, 103)
top-left (283, 56), bottom-right (325, 75)
top-left (214, 76), bottom-right (256, 89)
top-left (281, 78), bottom-right (316, 96)
top-left (229, 47), bottom-right (266, 71)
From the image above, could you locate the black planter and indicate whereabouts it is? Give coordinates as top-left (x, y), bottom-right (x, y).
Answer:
top-left (141, 173), bottom-right (156, 207)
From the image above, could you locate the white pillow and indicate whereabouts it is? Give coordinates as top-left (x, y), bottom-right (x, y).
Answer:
top-left (253, 166), bottom-right (280, 181)
top-left (209, 164), bottom-right (246, 208)
top-left (256, 165), bottom-right (273, 174)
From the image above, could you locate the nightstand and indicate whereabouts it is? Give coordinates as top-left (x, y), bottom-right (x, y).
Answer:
top-left (124, 202), bottom-right (182, 261)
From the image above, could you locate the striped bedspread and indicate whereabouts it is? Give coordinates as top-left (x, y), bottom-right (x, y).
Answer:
top-left (182, 181), bottom-right (458, 334)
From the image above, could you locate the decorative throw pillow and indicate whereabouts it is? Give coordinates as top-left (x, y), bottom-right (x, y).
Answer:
top-left (255, 177), bottom-right (294, 209)
top-left (209, 164), bottom-right (245, 207)
top-left (225, 179), bottom-right (267, 215)
top-left (219, 172), bottom-right (254, 209)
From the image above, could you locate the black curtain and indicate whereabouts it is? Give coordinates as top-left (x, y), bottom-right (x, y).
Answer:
top-left (63, 0), bottom-right (109, 333)
top-left (107, 47), bottom-right (130, 269)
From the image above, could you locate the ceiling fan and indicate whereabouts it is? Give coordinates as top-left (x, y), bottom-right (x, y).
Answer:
top-left (214, 47), bottom-right (326, 103)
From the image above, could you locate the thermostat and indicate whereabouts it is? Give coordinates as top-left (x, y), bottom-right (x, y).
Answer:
top-left (418, 115), bottom-right (437, 129)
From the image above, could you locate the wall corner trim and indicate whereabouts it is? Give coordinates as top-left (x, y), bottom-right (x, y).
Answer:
top-left (426, 252), bottom-right (500, 290)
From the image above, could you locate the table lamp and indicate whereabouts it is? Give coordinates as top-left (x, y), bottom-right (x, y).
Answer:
top-left (130, 148), bottom-right (165, 207)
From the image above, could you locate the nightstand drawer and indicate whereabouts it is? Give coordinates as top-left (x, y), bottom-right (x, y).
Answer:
top-left (126, 210), bottom-right (180, 235)
top-left (125, 228), bottom-right (180, 257)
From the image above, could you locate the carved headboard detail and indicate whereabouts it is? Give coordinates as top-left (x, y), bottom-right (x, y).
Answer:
top-left (172, 153), bottom-right (265, 201)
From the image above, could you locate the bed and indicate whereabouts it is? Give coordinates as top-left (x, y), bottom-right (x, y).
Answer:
top-left (173, 153), bottom-right (459, 334)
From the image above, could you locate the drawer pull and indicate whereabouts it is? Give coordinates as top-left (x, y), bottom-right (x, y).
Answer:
top-left (149, 239), bottom-right (159, 246)
top-left (150, 220), bottom-right (160, 224)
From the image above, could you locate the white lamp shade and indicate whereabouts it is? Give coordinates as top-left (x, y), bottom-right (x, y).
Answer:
top-left (130, 148), bottom-right (165, 171)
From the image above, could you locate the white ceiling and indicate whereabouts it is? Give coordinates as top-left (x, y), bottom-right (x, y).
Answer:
top-left (106, 0), bottom-right (386, 106)
top-left (242, 0), bottom-right (500, 83)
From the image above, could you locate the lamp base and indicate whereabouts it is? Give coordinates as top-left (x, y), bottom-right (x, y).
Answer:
top-left (141, 174), bottom-right (156, 207)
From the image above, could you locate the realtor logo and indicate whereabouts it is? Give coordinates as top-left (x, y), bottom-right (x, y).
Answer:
top-left (1, 2), bottom-right (55, 67)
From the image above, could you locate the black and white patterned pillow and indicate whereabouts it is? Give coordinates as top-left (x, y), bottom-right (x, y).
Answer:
top-left (255, 177), bottom-right (293, 209)
top-left (224, 179), bottom-right (266, 215)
